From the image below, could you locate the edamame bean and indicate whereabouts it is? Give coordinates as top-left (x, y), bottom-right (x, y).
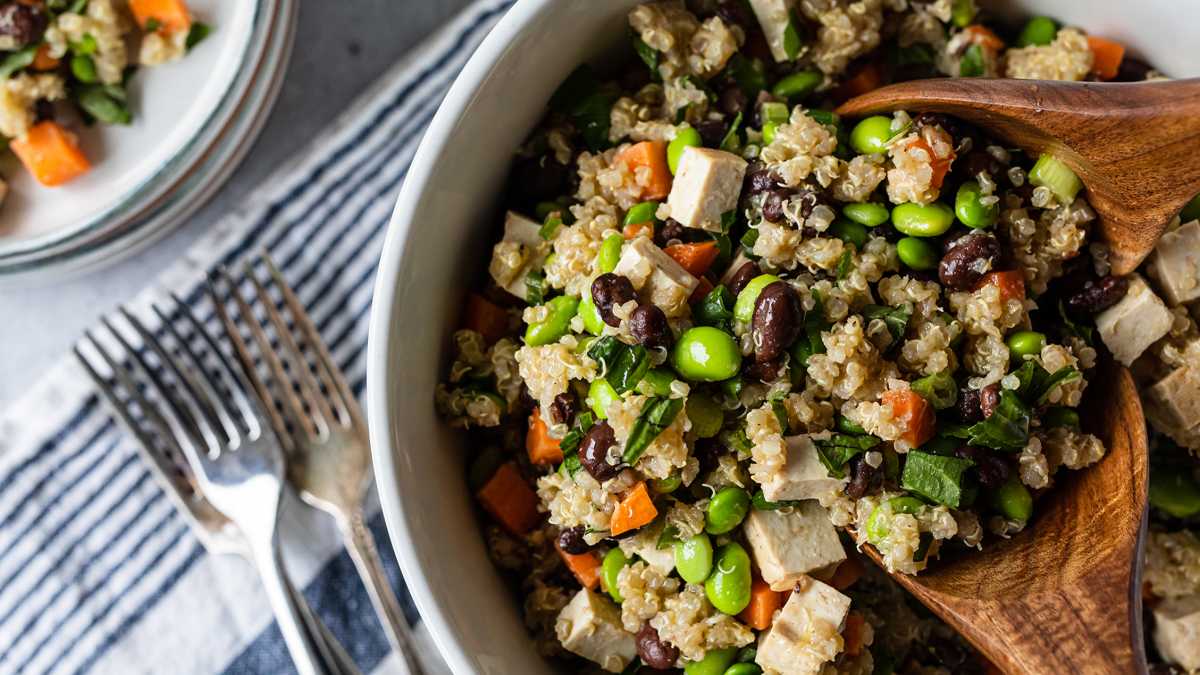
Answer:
top-left (705, 543), bottom-right (752, 615)
top-left (579, 294), bottom-right (605, 335)
top-left (849, 115), bottom-right (894, 155)
top-left (669, 126), bottom-right (703, 174)
top-left (687, 392), bottom-right (725, 439)
top-left (991, 476), bottom-right (1033, 522)
top-left (892, 202), bottom-right (955, 237)
top-left (771, 70), bottom-right (823, 100)
top-left (651, 474), bottom-right (682, 494)
top-left (672, 327), bottom-right (743, 382)
top-left (762, 122), bottom-right (778, 146)
top-left (896, 236), bottom-right (938, 271)
top-left (705, 487), bottom-right (751, 535)
top-left (674, 533), bottom-right (714, 584)
top-left (524, 295), bottom-right (579, 346)
top-left (1006, 330), bottom-right (1046, 358)
top-left (828, 218), bottom-right (868, 249)
top-left (1017, 16), bottom-right (1058, 47)
top-left (71, 54), bottom-right (99, 83)
top-left (587, 378), bottom-right (619, 419)
top-left (1043, 406), bottom-right (1080, 429)
top-left (684, 648), bottom-right (739, 675)
top-left (597, 234), bottom-right (624, 274)
top-left (866, 496), bottom-right (924, 544)
top-left (733, 274), bottom-right (781, 323)
top-left (955, 180), bottom-right (999, 229)
top-left (1149, 471), bottom-right (1200, 518)
top-left (624, 201), bottom-right (659, 226)
top-left (601, 547), bottom-right (630, 603)
top-left (842, 202), bottom-right (890, 227)
top-left (950, 0), bottom-right (975, 27)
top-left (760, 102), bottom-right (789, 125)
top-left (724, 664), bottom-right (763, 675)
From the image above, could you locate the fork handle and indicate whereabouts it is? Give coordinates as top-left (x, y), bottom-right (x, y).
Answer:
top-left (337, 511), bottom-right (424, 675)
top-left (287, 573), bottom-right (362, 675)
top-left (250, 537), bottom-right (334, 675)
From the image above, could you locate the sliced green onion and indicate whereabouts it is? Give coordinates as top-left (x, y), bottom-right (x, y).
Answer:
top-left (1029, 153), bottom-right (1083, 204)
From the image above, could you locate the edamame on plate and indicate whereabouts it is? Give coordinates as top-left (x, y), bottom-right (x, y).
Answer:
top-left (434, 1), bottom-right (1166, 673)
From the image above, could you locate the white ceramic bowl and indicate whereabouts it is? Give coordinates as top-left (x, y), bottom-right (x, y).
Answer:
top-left (367, 2), bottom-right (1200, 673)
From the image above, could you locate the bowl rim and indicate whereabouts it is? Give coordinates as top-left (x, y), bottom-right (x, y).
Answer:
top-left (366, 1), bottom-right (546, 672)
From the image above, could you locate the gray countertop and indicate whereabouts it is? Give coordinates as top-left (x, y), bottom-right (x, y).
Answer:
top-left (0, 0), bottom-right (475, 408)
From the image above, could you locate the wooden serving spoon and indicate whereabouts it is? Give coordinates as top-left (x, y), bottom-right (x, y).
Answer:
top-left (836, 77), bottom-right (1200, 274)
top-left (856, 362), bottom-right (1149, 674)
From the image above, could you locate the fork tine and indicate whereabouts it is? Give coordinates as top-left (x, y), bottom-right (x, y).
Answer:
top-left (217, 267), bottom-right (320, 441)
top-left (262, 254), bottom-right (361, 427)
top-left (245, 260), bottom-right (336, 433)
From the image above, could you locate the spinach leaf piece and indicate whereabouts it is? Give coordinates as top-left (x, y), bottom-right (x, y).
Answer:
top-left (559, 411), bottom-right (595, 476)
top-left (694, 284), bottom-right (734, 331)
top-left (964, 389), bottom-right (1030, 451)
top-left (1012, 360), bottom-right (1081, 405)
top-left (623, 397), bottom-right (685, 464)
top-left (587, 336), bottom-right (651, 395)
top-left (549, 66), bottom-right (615, 152)
top-left (815, 434), bottom-right (880, 479)
top-left (752, 490), bottom-right (804, 511)
top-left (910, 370), bottom-right (958, 410)
top-left (901, 450), bottom-right (974, 508)
top-left (861, 304), bottom-right (911, 345)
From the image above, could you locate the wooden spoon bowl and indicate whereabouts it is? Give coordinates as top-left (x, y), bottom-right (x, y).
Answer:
top-left (836, 77), bottom-right (1200, 274)
top-left (858, 363), bottom-right (1149, 674)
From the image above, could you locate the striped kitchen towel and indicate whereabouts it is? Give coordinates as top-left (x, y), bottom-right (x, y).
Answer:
top-left (0, 1), bottom-right (514, 673)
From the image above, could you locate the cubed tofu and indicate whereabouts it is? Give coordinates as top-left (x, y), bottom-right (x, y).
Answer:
top-left (1149, 220), bottom-right (1200, 305)
top-left (748, 0), bottom-right (799, 63)
top-left (1096, 274), bottom-right (1173, 366)
top-left (1146, 367), bottom-right (1200, 435)
top-left (744, 501), bottom-right (846, 592)
top-left (612, 236), bottom-right (699, 317)
top-left (556, 588), bottom-right (638, 673)
top-left (618, 519), bottom-right (676, 576)
top-left (489, 211), bottom-right (549, 301)
top-left (761, 434), bottom-right (847, 503)
top-left (666, 147), bottom-right (748, 233)
top-left (756, 578), bottom-right (852, 675)
top-left (1153, 594), bottom-right (1200, 673)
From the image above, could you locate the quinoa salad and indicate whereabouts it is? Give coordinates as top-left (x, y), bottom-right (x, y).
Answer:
top-left (434, 1), bottom-right (1197, 673)
top-left (0, 0), bottom-right (209, 200)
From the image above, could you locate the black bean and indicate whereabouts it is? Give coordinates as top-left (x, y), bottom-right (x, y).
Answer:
top-left (745, 166), bottom-right (777, 195)
top-left (938, 233), bottom-right (1000, 291)
top-left (719, 85), bottom-right (748, 117)
top-left (955, 446), bottom-right (1010, 489)
top-left (979, 384), bottom-right (1001, 419)
top-left (635, 623), bottom-right (679, 670)
top-left (1065, 275), bottom-right (1129, 315)
top-left (557, 526), bottom-right (590, 555)
top-left (696, 119), bottom-right (728, 147)
top-left (791, 188), bottom-right (822, 220)
top-left (959, 150), bottom-right (1002, 179)
top-left (752, 281), bottom-right (801, 362)
top-left (743, 356), bottom-right (784, 382)
top-left (0, 3), bottom-right (46, 47)
top-left (1114, 57), bottom-right (1153, 83)
top-left (761, 190), bottom-right (787, 223)
top-left (727, 260), bottom-right (761, 296)
top-left (550, 392), bottom-right (577, 426)
top-left (591, 273), bottom-right (636, 327)
top-left (956, 387), bottom-right (983, 423)
top-left (656, 218), bottom-right (686, 246)
top-left (714, 0), bottom-right (753, 29)
top-left (34, 99), bottom-right (54, 122)
top-left (844, 457), bottom-right (878, 499)
top-left (579, 421), bottom-right (620, 482)
top-left (630, 304), bottom-right (672, 350)
top-left (692, 437), bottom-right (724, 478)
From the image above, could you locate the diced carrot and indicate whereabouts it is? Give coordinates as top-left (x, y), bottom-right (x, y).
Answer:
top-left (129, 0), bottom-right (192, 33)
top-left (11, 121), bottom-right (90, 187)
top-left (977, 270), bottom-right (1026, 303)
top-left (526, 408), bottom-right (563, 465)
top-left (964, 25), bottom-right (1005, 52)
top-left (623, 221), bottom-right (654, 240)
top-left (835, 61), bottom-right (883, 100)
top-left (610, 481), bottom-right (657, 536)
top-left (556, 542), bottom-right (602, 590)
top-left (689, 275), bottom-right (714, 303)
top-left (1087, 36), bottom-right (1125, 81)
top-left (463, 293), bottom-right (509, 344)
top-left (827, 556), bottom-right (864, 591)
top-left (664, 241), bottom-right (720, 278)
top-left (881, 389), bottom-right (937, 448)
top-left (32, 44), bottom-right (59, 71)
top-left (476, 462), bottom-right (541, 536)
top-left (906, 137), bottom-right (955, 190)
top-left (615, 141), bottom-right (671, 201)
top-left (738, 575), bottom-right (785, 630)
top-left (842, 612), bottom-right (868, 657)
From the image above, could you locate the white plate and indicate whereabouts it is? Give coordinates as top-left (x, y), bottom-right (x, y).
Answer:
top-left (0, 0), bottom-right (296, 281)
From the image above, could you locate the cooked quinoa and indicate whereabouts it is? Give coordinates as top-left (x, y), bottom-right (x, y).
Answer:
top-left (0, 0), bottom-right (211, 201)
top-left (436, 2), bottom-right (1192, 673)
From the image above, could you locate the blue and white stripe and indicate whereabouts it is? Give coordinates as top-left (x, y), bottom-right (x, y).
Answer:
top-left (0, 2), bottom-right (513, 672)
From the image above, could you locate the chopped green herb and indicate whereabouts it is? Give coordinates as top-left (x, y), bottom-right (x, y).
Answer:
top-left (524, 270), bottom-right (546, 305)
top-left (720, 111), bottom-right (743, 153)
top-left (782, 12), bottom-right (804, 60)
top-left (623, 397), bottom-right (685, 464)
top-left (1058, 299), bottom-right (1094, 345)
top-left (633, 36), bottom-right (658, 75)
top-left (0, 47), bottom-right (37, 80)
top-left (719, 426), bottom-right (753, 459)
top-left (1011, 361), bottom-right (1081, 405)
top-left (549, 66), bottom-right (616, 152)
top-left (861, 304), bottom-right (911, 344)
top-left (771, 399), bottom-right (790, 434)
top-left (815, 433), bottom-right (880, 478)
top-left (960, 43), bottom-right (985, 77)
top-left (186, 22), bottom-right (213, 50)
top-left (71, 54), bottom-right (98, 83)
top-left (910, 371), bottom-right (958, 410)
top-left (77, 84), bottom-right (132, 124)
top-left (587, 336), bottom-right (651, 395)
top-left (72, 34), bottom-right (98, 55)
top-left (560, 412), bottom-right (596, 476)
top-left (901, 450), bottom-right (974, 507)
top-left (752, 490), bottom-right (803, 511)
top-left (836, 249), bottom-right (853, 280)
top-left (656, 523), bottom-right (681, 549)
top-left (723, 54), bottom-right (766, 98)
top-left (538, 213), bottom-right (562, 240)
top-left (694, 284), bottom-right (734, 331)
top-left (740, 227), bottom-right (760, 252)
top-left (964, 390), bottom-right (1031, 451)
top-left (144, 17), bottom-right (162, 32)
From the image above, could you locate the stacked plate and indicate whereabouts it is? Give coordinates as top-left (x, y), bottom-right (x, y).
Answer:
top-left (0, 0), bottom-right (297, 281)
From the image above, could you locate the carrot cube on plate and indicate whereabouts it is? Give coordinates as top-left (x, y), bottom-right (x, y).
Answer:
top-left (11, 121), bottom-right (90, 187)
top-left (129, 0), bottom-right (192, 33)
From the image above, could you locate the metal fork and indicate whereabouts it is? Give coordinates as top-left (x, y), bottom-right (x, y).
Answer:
top-left (74, 313), bottom-right (361, 675)
top-left (71, 300), bottom-right (338, 675)
top-left (210, 256), bottom-right (423, 675)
